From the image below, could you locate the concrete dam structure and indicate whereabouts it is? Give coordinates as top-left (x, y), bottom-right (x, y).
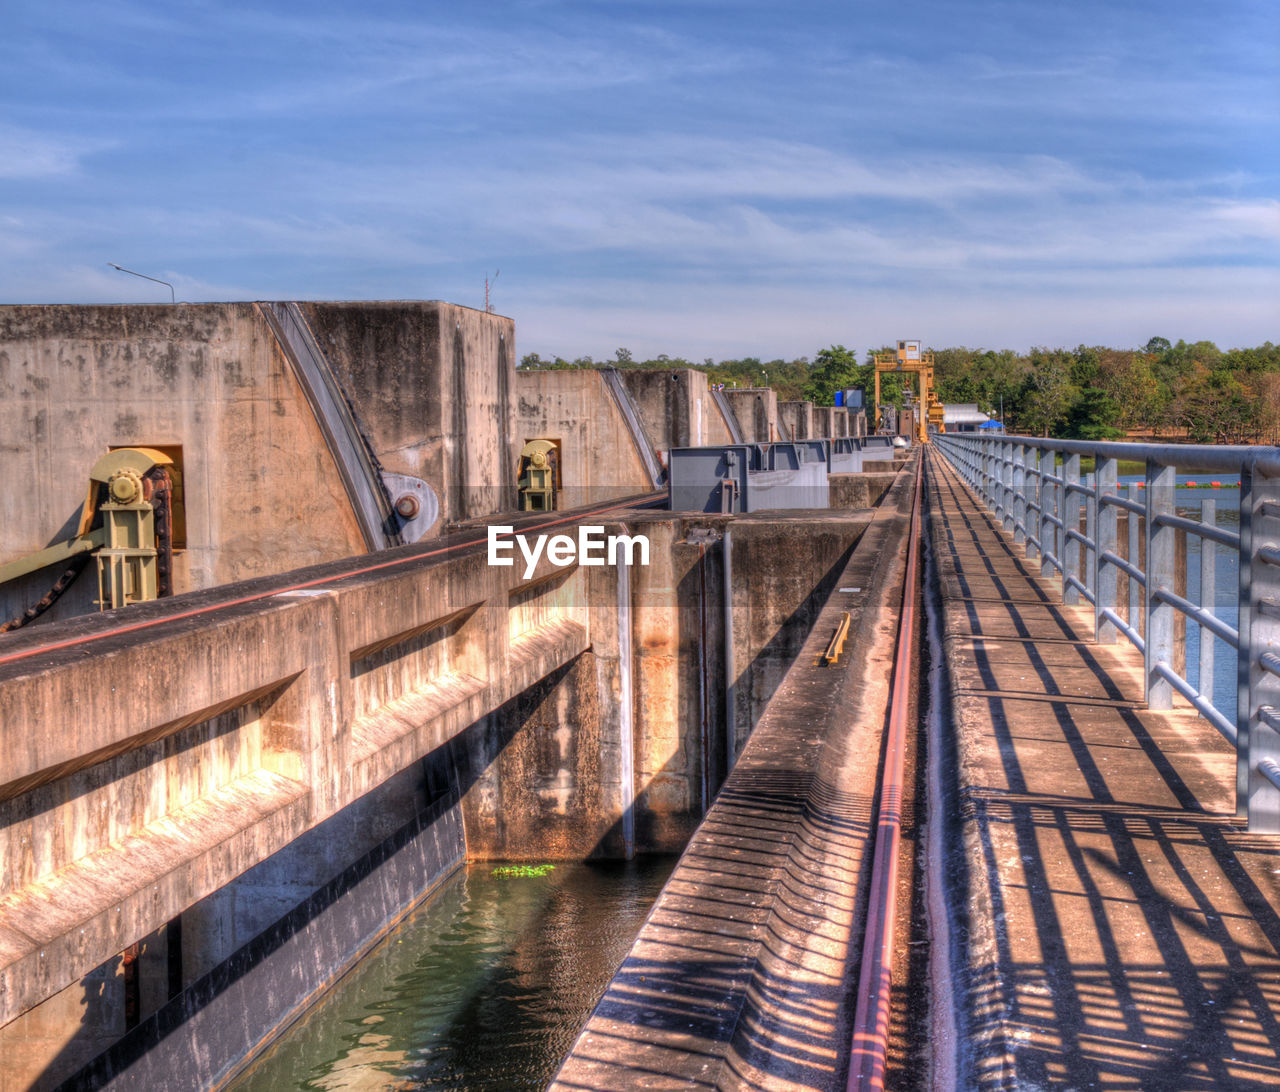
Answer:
top-left (6, 301), bottom-right (1279, 1091)
top-left (0, 301), bottom-right (900, 1089)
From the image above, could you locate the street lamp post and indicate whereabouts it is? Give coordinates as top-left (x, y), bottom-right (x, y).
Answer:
top-left (108, 263), bottom-right (176, 303)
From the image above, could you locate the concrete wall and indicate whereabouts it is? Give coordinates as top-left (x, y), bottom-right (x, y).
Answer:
top-left (0, 498), bottom-right (871, 1087)
top-left (0, 306), bottom-right (892, 1084)
top-left (0, 302), bottom-right (516, 627)
top-left (14, 765), bottom-right (465, 1092)
top-left (618, 369), bottom-right (736, 453)
top-left (300, 301), bottom-right (517, 524)
top-left (0, 529), bottom-right (595, 1047)
top-left (513, 368), bottom-right (745, 508)
top-left (814, 406), bottom-right (845, 438)
top-left (829, 472), bottom-right (898, 511)
top-left (778, 400), bottom-right (815, 441)
top-left (724, 514), bottom-right (863, 755)
top-left (705, 388), bottom-right (742, 444)
top-left (722, 389), bottom-right (779, 443)
top-left (0, 304), bottom-right (366, 624)
top-left (515, 370), bottom-right (653, 506)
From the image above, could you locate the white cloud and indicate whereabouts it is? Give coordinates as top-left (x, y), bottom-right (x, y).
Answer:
top-left (0, 125), bottom-right (101, 179)
top-left (334, 136), bottom-right (1274, 279)
top-left (508, 266), bottom-right (1280, 362)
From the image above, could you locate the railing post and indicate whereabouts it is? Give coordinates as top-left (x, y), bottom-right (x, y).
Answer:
top-left (1040, 447), bottom-right (1054, 579)
top-left (1238, 462), bottom-right (1252, 820)
top-left (1199, 496), bottom-right (1216, 711)
top-left (1128, 482), bottom-right (1141, 634)
top-left (991, 440), bottom-right (998, 513)
top-left (1063, 453), bottom-right (1081, 604)
top-left (1239, 460), bottom-right (1259, 819)
top-left (1145, 462), bottom-right (1176, 709)
top-left (1085, 464), bottom-right (1097, 603)
top-left (1242, 462), bottom-right (1280, 831)
top-left (1026, 446), bottom-right (1041, 561)
top-left (1003, 441), bottom-right (1015, 534)
top-left (991, 442), bottom-right (1001, 519)
top-left (1095, 455), bottom-right (1118, 643)
top-left (1013, 443), bottom-right (1026, 546)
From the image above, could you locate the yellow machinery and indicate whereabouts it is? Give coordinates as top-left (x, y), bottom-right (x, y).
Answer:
top-left (0, 448), bottom-right (176, 630)
top-left (517, 439), bottom-right (560, 511)
top-left (873, 340), bottom-right (946, 444)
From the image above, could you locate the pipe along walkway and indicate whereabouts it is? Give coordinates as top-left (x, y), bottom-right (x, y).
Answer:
top-left (556, 447), bottom-right (1280, 1091)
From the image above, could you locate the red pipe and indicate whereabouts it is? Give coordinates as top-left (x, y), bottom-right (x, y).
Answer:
top-left (847, 453), bottom-right (924, 1091)
top-left (0, 494), bottom-right (659, 669)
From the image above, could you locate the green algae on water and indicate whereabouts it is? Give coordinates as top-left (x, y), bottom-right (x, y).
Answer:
top-left (492, 864), bottom-right (555, 878)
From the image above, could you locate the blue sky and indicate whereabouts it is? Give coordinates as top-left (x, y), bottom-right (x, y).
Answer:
top-left (2, 0), bottom-right (1276, 359)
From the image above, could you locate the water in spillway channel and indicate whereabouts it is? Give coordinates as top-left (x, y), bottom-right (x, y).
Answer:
top-left (230, 855), bottom-right (676, 1091)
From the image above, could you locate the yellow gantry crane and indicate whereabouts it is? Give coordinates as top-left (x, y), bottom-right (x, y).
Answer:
top-left (872, 340), bottom-right (946, 444)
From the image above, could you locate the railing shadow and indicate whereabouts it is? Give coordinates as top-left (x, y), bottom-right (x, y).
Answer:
top-left (931, 457), bottom-right (1280, 1091)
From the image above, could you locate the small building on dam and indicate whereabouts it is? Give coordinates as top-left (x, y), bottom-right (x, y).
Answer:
top-left (0, 300), bottom-right (898, 1089)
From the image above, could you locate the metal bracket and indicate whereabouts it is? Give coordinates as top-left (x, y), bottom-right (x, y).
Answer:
top-left (381, 472), bottom-right (439, 543)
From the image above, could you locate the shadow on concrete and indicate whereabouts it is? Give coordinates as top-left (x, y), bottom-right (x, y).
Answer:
top-left (556, 764), bottom-right (876, 1091)
top-left (930, 459), bottom-right (1280, 1091)
top-left (45, 514), bottom-right (870, 1090)
top-left (556, 471), bottom-right (917, 1090)
top-left (43, 666), bottom-right (586, 1092)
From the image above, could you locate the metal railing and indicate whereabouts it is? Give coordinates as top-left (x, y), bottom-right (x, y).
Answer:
top-left (933, 433), bottom-right (1280, 833)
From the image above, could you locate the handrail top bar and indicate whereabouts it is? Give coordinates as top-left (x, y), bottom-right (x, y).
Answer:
top-left (1152, 511), bottom-right (1240, 549)
top-left (939, 434), bottom-right (1273, 474)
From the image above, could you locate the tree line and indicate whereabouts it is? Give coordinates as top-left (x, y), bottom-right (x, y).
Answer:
top-left (520, 338), bottom-right (1280, 443)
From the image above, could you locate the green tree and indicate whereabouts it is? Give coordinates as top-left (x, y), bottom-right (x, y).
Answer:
top-left (802, 345), bottom-right (863, 405)
top-left (1064, 387), bottom-right (1123, 440)
top-left (1099, 352), bottom-right (1163, 433)
top-left (1173, 364), bottom-right (1254, 443)
top-left (1070, 345), bottom-right (1102, 389)
top-left (1017, 349), bottom-right (1073, 436)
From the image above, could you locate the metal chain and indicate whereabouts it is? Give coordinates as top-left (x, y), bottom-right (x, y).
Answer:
top-left (143, 466), bottom-right (174, 598)
top-left (0, 553), bottom-right (93, 633)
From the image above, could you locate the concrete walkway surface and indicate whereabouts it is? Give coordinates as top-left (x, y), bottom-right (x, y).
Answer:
top-left (553, 467), bottom-right (918, 1091)
top-left (927, 451), bottom-right (1280, 1090)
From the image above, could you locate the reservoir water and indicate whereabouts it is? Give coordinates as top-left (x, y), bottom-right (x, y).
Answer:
top-left (1118, 476), bottom-right (1240, 718)
top-left (230, 854), bottom-right (676, 1091)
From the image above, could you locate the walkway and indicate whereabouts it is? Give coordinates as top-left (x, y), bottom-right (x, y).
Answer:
top-left (553, 470), bottom-right (919, 1091)
top-left (927, 450), bottom-right (1280, 1090)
